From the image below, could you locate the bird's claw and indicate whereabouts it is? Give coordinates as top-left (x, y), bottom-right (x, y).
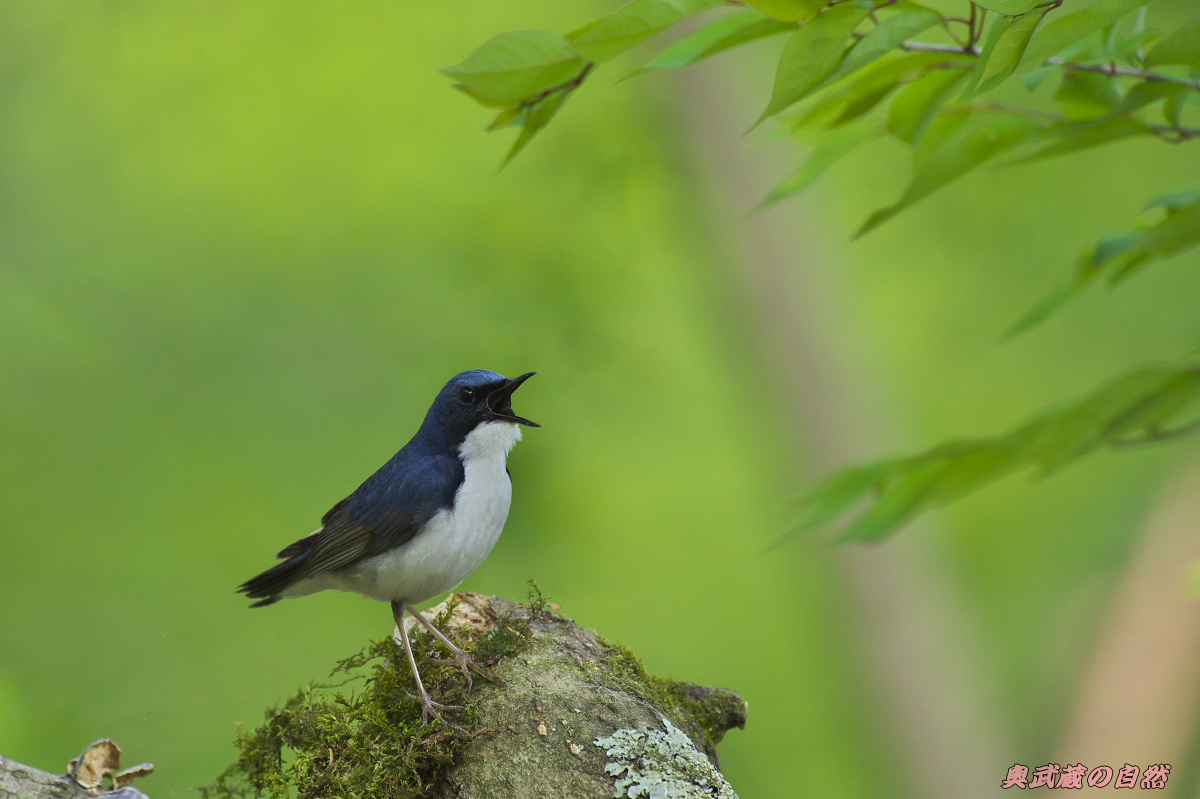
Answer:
top-left (406, 687), bottom-right (469, 733)
top-left (420, 652), bottom-right (506, 692)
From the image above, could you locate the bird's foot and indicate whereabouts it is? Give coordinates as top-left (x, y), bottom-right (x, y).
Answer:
top-left (393, 601), bottom-right (473, 734)
top-left (405, 685), bottom-right (469, 733)
top-left (405, 603), bottom-right (507, 692)
top-left (420, 649), bottom-right (507, 692)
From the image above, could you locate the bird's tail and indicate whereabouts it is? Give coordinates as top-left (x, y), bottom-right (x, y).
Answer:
top-left (237, 552), bottom-right (310, 607)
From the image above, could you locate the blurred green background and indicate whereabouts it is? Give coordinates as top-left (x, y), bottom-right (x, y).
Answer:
top-left (2, 2), bottom-right (1199, 797)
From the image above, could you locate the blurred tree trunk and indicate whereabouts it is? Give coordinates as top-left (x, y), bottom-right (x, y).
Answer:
top-left (1060, 460), bottom-right (1200, 770)
top-left (675, 60), bottom-right (1007, 797)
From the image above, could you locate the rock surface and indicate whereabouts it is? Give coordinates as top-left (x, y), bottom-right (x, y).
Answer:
top-left (428, 594), bottom-right (746, 798)
top-left (210, 592), bottom-right (747, 799)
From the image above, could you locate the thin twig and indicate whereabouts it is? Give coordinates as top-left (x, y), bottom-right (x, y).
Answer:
top-left (867, 0), bottom-right (898, 24)
top-left (944, 15), bottom-right (969, 47)
top-left (1148, 125), bottom-right (1200, 142)
top-left (517, 62), bottom-right (594, 110)
top-left (934, 93), bottom-right (1200, 142)
top-left (975, 102), bottom-right (1063, 123)
top-left (1111, 419), bottom-right (1200, 449)
top-left (897, 40), bottom-right (1200, 91)
top-left (973, 7), bottom-right (987, 50)
top-left (1055, 58), bottom-right (1200, 91)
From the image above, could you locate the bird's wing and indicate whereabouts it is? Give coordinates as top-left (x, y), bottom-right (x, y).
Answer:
top-left (272, 496), bottom-right (359, 560)
top-left (286, 453), bottom-right (464, 580)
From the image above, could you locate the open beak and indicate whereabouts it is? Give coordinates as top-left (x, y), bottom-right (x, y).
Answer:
top-left (487, 372), bottom-right (539, 427)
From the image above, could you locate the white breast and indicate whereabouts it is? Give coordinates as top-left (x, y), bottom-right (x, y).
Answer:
top-left (348, 421), bottom-right (523, 604)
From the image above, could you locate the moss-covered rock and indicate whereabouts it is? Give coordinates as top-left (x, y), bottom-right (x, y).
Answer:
top-left (205, 592), bottom-right (745, 799)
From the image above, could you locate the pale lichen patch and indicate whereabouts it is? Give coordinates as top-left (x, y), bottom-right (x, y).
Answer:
top-left (595, 718), bottom-right (738, 799)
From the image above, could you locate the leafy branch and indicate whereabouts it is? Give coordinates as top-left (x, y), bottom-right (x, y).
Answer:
top-left (780, 363), bottom-right (1200, 544)
top-left (444, 0), bottom-right (1200, 543)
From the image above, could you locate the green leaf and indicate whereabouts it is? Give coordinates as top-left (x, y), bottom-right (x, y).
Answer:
top-left (1100, 372), bottom-right (1200, 442)
top-left (856, 112), bottom-right (1042, 236)
top-left (1018, 0), bottom-right (1155, 73)
top-left (1008, 117), bottom-right (1149, 165)
top-left (962, 15), bottom-right (1009, 96)
top-left (924, 441), bottom-right (1021, 505)
top-left (1129, 4), bottom-right (1147, 38)
top-left (837, 461), bottom-right (944, 542)
top-left (1144, 21), bottom-right (1200, 69)
top-left (1164, 91), bottom-right (1189, 128)
top-left (826, 6), bottom-right (944, 84)
top-left (567, 0), bottom-right (724, 64)
top-left (760, 4), bottom-right (873, 121)
top-left (789, 459), bottom-right (901, 534)
top-left (972, 0), bottom-right (1040, 13)
top-left (765, 120), bottom-right (879, 204)
top-left (786, 51), bottom-right (969, 131)
top-left (1109, 194), bottom-right (1200, 281)
top-left (1019, 38), bottom-right (1091, 91)
top-left (1085, 230), bottom-right (1142, 277)
top-left (964, 9), bottom-right (1049, 98)
top-left (487, 106), bottom-right (522, 131)
top-left (887, 69), bottom-right (969, 143)
top-left (1148, 189), bottom-right (1200, 212)
top-left (503, 88), bottom-right (573, 165)
top-left (441, 31), bottom-right (585, 107)
top-left (1020, 367), bottom-right (1186, 471)
top-left (1002, 280), bottom-right (1079, 340)
top-left (1109, 28), bottom-right (1161, 62)
top-left (1053, 70), bottom-right (1123, 120)
top-left (630, 10), bottom-right (794, 76)
top-left (1006, 191), bottom-right (1200, 336)
top-left (1016, 408), bottom-right (1104, 475)
top-left (1110, 81), bottom-right (1190, 118)
top-left (744, 0), bottom-right (827, 23)
top-left (832, 77), bottom-right (905, 126)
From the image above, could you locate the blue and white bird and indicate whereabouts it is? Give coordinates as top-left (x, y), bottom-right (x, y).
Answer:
top-left (238, 369), bottom-right (538, 724)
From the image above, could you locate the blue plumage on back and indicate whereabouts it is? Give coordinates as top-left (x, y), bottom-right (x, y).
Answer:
top-left (345, 443), bottom-right (464, 543)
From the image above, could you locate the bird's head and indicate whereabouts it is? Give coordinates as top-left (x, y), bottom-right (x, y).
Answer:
top-left (423, 370), bottom-right (539, 440)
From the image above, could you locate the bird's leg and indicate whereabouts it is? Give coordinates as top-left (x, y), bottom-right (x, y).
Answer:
top-left (391, 601), bottom-right (467, 732)
top-left (405, 603), bottom-right (507, 691)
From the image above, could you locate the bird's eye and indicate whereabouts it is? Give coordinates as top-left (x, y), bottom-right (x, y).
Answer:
top-left (457, 386), bottom-right (476, 404)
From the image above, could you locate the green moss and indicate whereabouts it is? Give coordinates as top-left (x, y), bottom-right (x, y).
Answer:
top-left (594, 643), bottom-right (740, 758)
top-left (468, 581), bottom-right (545, 664)
top-left (202, 590), bottom-right (547, 799)
top-left (202, 636), bottom-right (464, 799)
